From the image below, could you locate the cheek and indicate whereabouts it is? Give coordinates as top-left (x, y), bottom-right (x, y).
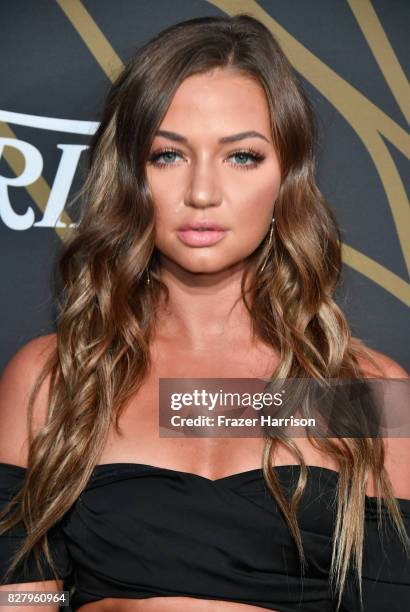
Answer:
top-left (147, 161), bottom-right (280, 263)
top-left (154, 210), bottom-right (175, 249)
top-left (234, 179), bottom-right (279, 232)
top-left (230, 158), bottom-right (280, 212)
top-left (146, 170), bottom-right (183, 229)
top-left (146, 164), bottom-right (177, 200)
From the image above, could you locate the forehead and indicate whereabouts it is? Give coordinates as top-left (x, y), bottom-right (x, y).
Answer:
top-left (158, 69), bottom-right (271, 134)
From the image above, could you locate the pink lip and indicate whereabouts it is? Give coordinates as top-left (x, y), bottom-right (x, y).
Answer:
top-left (177, 228), bottom-right (228, 247)
top-left (178, 220), bottom-right (228, 231)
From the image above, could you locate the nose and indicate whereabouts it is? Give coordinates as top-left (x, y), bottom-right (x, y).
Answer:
top-left (184, 158), bottom-right (222, 209)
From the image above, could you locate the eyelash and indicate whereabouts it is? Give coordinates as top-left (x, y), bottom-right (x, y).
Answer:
top-left (147, 147), bottom-right (266, 170)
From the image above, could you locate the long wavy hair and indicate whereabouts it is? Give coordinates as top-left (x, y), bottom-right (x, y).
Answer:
top-left (0, 13), bottom-right (408, 612)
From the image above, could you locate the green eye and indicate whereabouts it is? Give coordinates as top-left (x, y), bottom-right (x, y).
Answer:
top-left (149, 149), bottom-right (182, 165)
top-left (233, 152), bottom-right (249, 164)
top-left (225, 148), bottom-right (266, 170)
top-left (148, 147), bottom-right (265, 170)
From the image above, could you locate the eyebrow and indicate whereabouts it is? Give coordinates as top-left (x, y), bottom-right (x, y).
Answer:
top-left (155, 129), bottom-right (270, 144)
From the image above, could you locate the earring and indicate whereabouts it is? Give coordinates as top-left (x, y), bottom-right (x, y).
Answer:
top-left (260, 217), bottom-right (275, 273)
top-left (146, 268), bottom-right (151, 286)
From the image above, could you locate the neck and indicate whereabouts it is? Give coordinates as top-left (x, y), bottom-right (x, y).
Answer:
top-left (153, 257), bottom-right (257, 351)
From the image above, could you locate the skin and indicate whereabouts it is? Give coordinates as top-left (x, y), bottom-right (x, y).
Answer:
top-left (146, 67), bottom-right (281, 352)
top-left (91, 68), bottom-right (283, 612)
top-left (1, 68), bottom-right (408, 612)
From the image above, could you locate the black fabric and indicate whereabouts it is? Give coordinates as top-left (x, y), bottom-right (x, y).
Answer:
top-left (0, 462), bottom-right (409, 611)
top-left (0, 464), bottom-right (73, 584)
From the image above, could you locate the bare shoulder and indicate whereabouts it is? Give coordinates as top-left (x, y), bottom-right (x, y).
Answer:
top-left (0, 333), bottom-right (58, 467)
top-left (357, 345), bottom-right (410, 498)
top-left (356, 344), bottom-right (408, 378)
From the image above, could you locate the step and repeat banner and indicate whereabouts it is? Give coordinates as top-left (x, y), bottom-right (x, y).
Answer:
top-left (0, 0), bottom-right (409, 372)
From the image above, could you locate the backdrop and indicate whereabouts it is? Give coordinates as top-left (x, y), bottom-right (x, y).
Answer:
top-left (1, 0), bottom-right (409, 373)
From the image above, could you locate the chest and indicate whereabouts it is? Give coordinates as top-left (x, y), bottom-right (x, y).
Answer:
top-left (97, 345), bottom-right (346, 483)
top-left (95, 345), bottom-right (397, 498)
top-left (98, 345), bottom-right (282, 476)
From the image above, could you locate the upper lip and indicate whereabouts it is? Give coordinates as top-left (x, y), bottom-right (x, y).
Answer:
top-left (178, 219), bottom-right (228, 231)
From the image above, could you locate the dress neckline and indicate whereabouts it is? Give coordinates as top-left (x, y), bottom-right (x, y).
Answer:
top-left (91, 461), bottom-right (338, 483)
top-left (0, 459), bottom-right (336, 482)
top-left (0, 461), bottom-right (339, 482)
top-left (1, 461), bottom-right (410, 505)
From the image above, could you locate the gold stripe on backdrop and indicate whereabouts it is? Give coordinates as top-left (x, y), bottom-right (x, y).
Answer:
top-left (56, 0), bottom-right (124, 80)
top-left (2, 1), bottom-right (407, 305)
top-left (0, 0), bottom-right (123, 243)
top-left (342, 245), bottom-right (410, 307)
top-left (0, 122), bottom-right (73, 240)
top-left (208, 0), bottom-right (410, 301)
top-left (347, 0), bottom-right (410, 123)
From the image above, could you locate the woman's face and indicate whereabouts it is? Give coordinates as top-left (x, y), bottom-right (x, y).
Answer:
top-left (146, 68), bottom-right (281, 276)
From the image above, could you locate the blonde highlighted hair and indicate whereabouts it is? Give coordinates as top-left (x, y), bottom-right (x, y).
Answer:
top-left (0, 14), bottom-right (408, 612)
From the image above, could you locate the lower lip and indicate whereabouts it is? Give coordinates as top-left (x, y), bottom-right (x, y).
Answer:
top-left (177, 229), bottom-right (228, 246)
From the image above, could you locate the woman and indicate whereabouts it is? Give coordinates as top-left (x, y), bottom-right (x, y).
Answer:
top-left (0, 13), bottom-right (409, 612)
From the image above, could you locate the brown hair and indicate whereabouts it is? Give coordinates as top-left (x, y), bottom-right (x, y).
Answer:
top-left (0, 14), bottom-right (408, 611)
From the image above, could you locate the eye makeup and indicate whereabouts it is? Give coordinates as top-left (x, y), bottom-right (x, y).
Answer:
top-left (147, 146), bottom-right (266, 170)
